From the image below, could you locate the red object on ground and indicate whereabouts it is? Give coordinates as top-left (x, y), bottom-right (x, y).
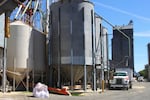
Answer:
top-left (48, 87), bottom-right (71, 95)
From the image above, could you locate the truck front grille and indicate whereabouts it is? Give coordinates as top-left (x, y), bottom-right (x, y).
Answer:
top-left (116, 79), bottom-right (122, 84)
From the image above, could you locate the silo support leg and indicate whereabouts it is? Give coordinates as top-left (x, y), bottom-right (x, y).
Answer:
top-left (84, 65), bottom-right (87, 91)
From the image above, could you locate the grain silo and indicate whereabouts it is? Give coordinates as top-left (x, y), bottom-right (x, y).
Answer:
top-left (7, 21), bottom-right (46, 90)
top-left (49, 0), bottom-right (94, 90)
top-left (102, 27), bottom-right (108, 71)
top-left (95, 13), bottom-right (102, 66)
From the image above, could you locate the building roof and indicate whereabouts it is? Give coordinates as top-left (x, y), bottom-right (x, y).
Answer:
top-left (113, 20), bottom-right (133, 30)
top-left (113, 24), bottom-right (133, 30)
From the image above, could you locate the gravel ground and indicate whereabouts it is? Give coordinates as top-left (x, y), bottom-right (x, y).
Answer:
top-left (1, 82), bottom-right (146, 100)
top-left (0, 90), bottom-right (101, 100)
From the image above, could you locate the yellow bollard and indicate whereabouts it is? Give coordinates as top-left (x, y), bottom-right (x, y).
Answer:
top-left (5, 16), bottom-right (10, 38)
top-left (102, 80), bottom-right (105, 92)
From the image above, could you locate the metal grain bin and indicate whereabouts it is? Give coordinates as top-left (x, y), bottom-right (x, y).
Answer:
top-left (49, 0), bottom-right (94, 87)
top-left (102, 27), bottom-right (108, 70)
top-left (50, 0), bottom-right (94, 66)
top-left (95, 14), bottom-right (102, 65)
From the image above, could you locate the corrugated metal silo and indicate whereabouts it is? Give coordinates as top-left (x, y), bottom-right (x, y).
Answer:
top-left (50, 0), bottom-right (94, 88)
top-left (102, 27), bottom-right (108, 70)
top-left (95, 14), bottom-right (102, 65)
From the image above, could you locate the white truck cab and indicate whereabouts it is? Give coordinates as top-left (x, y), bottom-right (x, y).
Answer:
top-left (109, 71), bottom-right (130, 90)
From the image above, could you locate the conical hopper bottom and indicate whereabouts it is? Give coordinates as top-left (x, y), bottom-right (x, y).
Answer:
top-left (7, 67), bottom-right (31, 85)
top-left (58, 65), bottom-right (92, 83)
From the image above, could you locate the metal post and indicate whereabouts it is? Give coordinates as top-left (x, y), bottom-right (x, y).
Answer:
top-left (31, 53), bottom-right (35, 90)
top-left (13, 58), bottom-right (16, 91)
top-left (101, 57), bottom-right (104, 92)
top-left (84, 65), bottom-right (87, 91)
top-left (46, 0), bottom-right (50, 34)
top-left (70, 20), bottom-right (73, 90)
top-left (93, 66), bottom-right (96, 91)
top-left (91, 9), bottom-right (96, 92)
top-left (57, 57), bottom-right (60, 88)
top-left (26, 68), bottom-right (29, 91)
top-left (101, 67), bottom-right (104, 92)
top-left (2, 12), bottom-right (9, 92)
top-left (100, 24), bottom-right (104, 92)
top-left (71, 57), bottom-right (73, 90)
top-left (2, 38), bottom-right (6, 93)
top-left (106, 32), bottom-right (109, 88)
top-left (58, 7), bottom-right (61, 88)
top-left (107, 61), bottom-right (110, 86)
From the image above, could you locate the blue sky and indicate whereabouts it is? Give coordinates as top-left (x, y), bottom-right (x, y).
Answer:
top-left (91, 0), bottom-right (150, 72)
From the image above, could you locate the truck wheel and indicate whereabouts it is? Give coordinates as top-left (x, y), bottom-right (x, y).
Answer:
top-left (108, 86), bottom-right (112, 90)
top-left (126, 87), bottom-right (129, 90)
top-left (129, 84), bottom-right (132, 89)
top-left (124, 87), bottom-right (128, 90)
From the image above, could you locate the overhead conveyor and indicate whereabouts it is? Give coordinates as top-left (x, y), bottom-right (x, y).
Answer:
top-left (0, 0), bottom-right (26, 15)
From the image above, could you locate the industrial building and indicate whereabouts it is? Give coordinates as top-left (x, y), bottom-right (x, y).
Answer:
top-left (147, 43), bottom-right (150, 65)
top-left (0, 0), bottom-right (109, 92)
top-left (111, 21), bottom-right (134, 79)
top-left (146, 43), bottom-right (150, 81)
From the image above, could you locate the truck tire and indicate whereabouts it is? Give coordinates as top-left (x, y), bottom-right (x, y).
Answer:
top-left (129, 83), bottom-right (132, 89)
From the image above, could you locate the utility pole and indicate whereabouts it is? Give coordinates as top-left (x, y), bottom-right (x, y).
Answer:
top-left (100, 24), bottom-right (104, 92)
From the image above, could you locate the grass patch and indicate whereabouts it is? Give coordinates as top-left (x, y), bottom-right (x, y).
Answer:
top-left (71, 92), bottom-right (84, 96)
top-left (22, 91), bottom-right (32, 95)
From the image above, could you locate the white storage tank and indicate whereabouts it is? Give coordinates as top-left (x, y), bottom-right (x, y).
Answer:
top-left (7, 21), bottom-right (46, 84)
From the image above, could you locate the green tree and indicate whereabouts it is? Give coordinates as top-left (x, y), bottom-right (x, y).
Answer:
top-left (138, 69), bottom-right (148, 79)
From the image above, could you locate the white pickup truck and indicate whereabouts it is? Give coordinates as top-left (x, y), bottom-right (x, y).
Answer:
top-left (109, 71), bottom-right (130, 90)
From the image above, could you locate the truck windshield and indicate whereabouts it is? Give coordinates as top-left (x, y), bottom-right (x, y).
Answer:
top-left (113, 72), bottom-right (127, 76)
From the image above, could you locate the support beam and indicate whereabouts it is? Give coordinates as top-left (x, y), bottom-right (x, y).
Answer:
top-left (84, 65), bottom-right (87, 91)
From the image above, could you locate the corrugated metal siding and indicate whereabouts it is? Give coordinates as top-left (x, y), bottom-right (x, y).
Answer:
top-left (50, 1), bottom-right (94, 65)
top-left (112, 26), bottom-right (134, 69)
